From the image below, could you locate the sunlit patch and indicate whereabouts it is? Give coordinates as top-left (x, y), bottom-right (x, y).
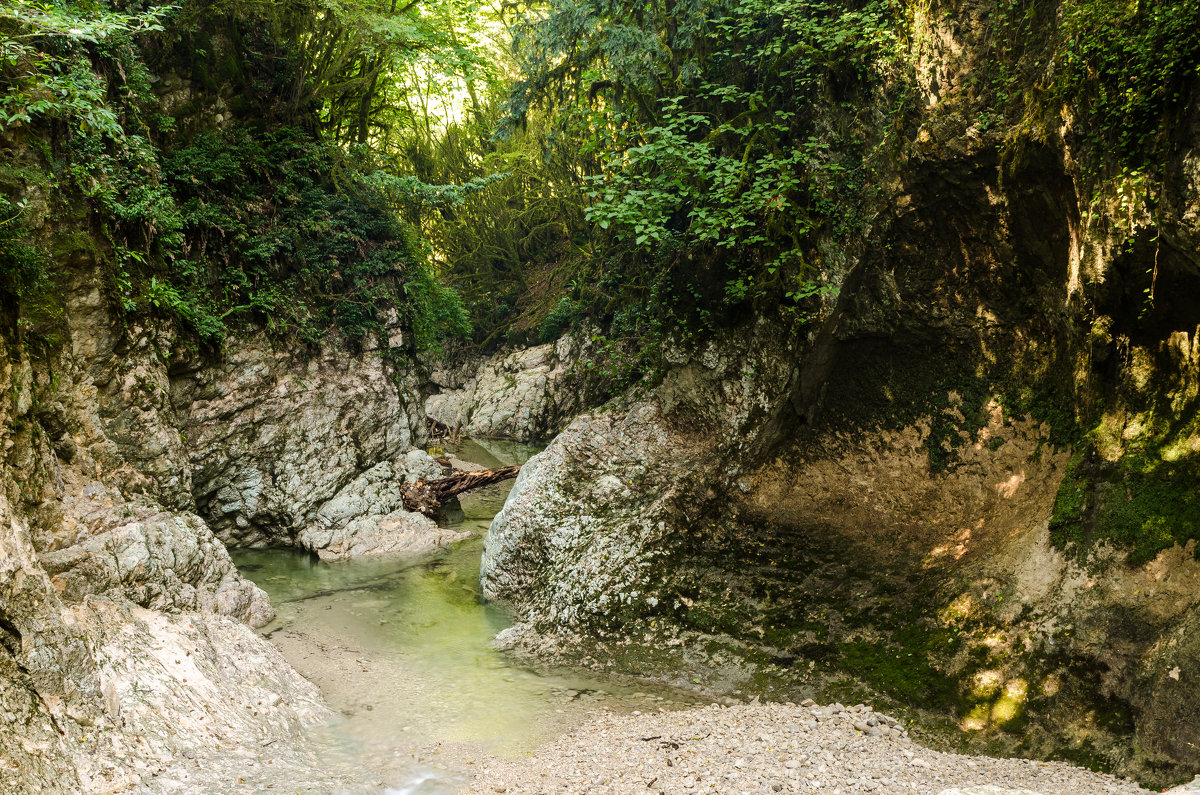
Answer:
top-left (929, 523), bottom-right (978, 561)
top-left (995, 472), bottom-right (1025, 499)
top-left (940, 593), bottom-right (976, 623)
top-left (963, 677), bottom-right (1028, 731)
top-left (970, 669), bottom-right (1003, 700)
top-left (980, 633), bottom-right (1007, 654)
top-left (961, 703), bottom-right (990, 732)
top-left (990, 678), bottom-right (1028, 725)
top-left (1161, 433), bottom-right (1200, 461)
top-left (1121, 418), bottom-right (1145, 441)
top-left (929, 544), bottom-right (950, 558)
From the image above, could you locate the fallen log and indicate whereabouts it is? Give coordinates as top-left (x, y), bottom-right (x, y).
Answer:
top-left (401, 464), bottom-right (521, 517)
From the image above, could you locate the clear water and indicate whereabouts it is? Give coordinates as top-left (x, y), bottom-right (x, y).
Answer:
top-left (232, 440), bottom-right (688, 793)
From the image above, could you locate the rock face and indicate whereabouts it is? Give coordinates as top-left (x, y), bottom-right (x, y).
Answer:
top-left (8, 274), bottom-right (273, 630)
top-left (0, 291), bottom-right (323, 790)
top-left (174, 337), bottom-right (458, 558)
top-left (481, 11), bottom-right (1200, 789)
top-left (297, 453), bottom-right (463, 560)
top-left (0, 249), bottom-right (447, 790)
top-left (483, 317), bottom-right (798, 623)
top-left (37, 495), bottom-right (274, 626)
top-left (425, 336), bottom-right (588, 442)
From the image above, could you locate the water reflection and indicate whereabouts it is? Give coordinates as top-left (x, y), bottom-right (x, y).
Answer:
top-left (232, 440), bottom-right (685, 793)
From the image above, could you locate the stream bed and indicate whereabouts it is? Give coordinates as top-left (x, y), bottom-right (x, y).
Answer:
top-left (232, 439), bottom-right (690, 793)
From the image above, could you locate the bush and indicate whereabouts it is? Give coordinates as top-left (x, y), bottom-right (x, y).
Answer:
top-left (537, 296), bottom-right (578, 343)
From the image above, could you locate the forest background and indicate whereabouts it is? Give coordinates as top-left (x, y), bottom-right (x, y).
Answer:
top-left (1, 0), bottom-right (1197, 387)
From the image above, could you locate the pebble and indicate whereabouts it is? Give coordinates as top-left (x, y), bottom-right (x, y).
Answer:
top-left (468, 701), bottom-right (1153, 794)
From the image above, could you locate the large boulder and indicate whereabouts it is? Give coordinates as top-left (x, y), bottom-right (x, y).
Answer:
top-left (482, 316), bottom-right (801, 627)
top-left (425, 336), bottom-right (591, 442)
top-left (175, 333), bottom-right (434, 556)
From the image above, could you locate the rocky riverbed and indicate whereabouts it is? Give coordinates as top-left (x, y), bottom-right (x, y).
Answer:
top-left (468, 701), bottom-right (1156, 795)
top-left (229, 440), bottom-right (701, 793)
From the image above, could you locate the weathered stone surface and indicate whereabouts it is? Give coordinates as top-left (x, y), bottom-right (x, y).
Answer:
top-left (482, 316), bottom-right (798, 623)
top-left (175, 333), bottom-right (433, 554)
top-left (0, 422), bottom-right (323, 794)
top-left (297, 454), bottom-right (464, 560)
top-left (483, 404), bottom-right (687, 625)
top-left (0, 489), bottom-right (88, 794)
top-left (75, 600), bottom-right (332, 792)
top-left (37, 500), bottom-right (272, 626)
top-left (425, 336), bottom-right (585, 442)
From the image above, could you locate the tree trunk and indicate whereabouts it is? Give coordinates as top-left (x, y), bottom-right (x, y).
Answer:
top-left (402, 465), bottom-right (521, 517)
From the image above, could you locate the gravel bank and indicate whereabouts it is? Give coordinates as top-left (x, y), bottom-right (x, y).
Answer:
top-left (468, 701), bottom-right (1153, 794)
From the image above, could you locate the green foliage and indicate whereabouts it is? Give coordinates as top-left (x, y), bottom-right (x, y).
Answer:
top-left (500, 0), bottom-right (909, 349)
top-left (0, 1), bottom-right (172, 132)
top-left (537, 296), bottom-right (577, 343)
top-left (369, 74), bottom-right (593, 348)
top-left (175, 0), bottom-right (498, 145)
top-left (0, 0), bottom-right (478, 352)
top-left (578, 0), bottom-right (898, 261)
top-left (165, 126), bottom-right (469, 347)
top-left (69, 132), bottom-right (185, 248)
top-left (0, 194), bottom-right (63, 347)
top-left (1, 0), bottom-right (186, 288)
top-left (0, 1), bottom-right (181, 346)
top-left (402, 262), bottom-right (472, 351)
top-left (361, 169), bottom-right (506, 211)
top-left (1056, 0), bottom-right (1200, 168)
top-left (990, 0), bottom-right (1200, 180)
top-left (169, 0), bottom-right (518, 348)
top-left (1049, 344), bottom-right (1200, 565)
top-left (0, 196), bottom-right (49, 298)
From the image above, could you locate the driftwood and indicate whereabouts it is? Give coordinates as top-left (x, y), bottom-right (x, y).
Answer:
top-left (402, 464), bottom-right (521, 517)
top-left (427, 416), bottom-right (465, 443)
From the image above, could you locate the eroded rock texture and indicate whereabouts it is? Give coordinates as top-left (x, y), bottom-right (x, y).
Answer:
top-left (174, 334), bottom-right (459, 558)
top-left (425, 336), bottom-right (594, 442)
top-left (483, 318), bottom-right (798, 624)
top-left (0, 251), bottom-right (447, 790)
top-left (482, 17), bottom-right (1200, 789)
top-left (0, 290), bottom-right (325, 790)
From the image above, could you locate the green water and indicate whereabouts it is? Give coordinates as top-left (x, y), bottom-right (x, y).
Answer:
top-left (232, 439), bottom-right (687, 793)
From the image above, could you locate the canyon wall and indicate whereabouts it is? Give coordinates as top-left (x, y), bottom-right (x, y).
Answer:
top-left (481, 5), bottom-right (1200, 787)
top-left (0, 222), bottom-right (450, 790)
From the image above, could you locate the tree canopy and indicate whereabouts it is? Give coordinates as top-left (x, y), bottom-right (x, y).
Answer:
top-left (0, 0), bottom-right (1196, 362)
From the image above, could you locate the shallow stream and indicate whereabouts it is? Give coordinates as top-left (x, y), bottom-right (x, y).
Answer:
top-left (233, 439), bottom-right (688, 793)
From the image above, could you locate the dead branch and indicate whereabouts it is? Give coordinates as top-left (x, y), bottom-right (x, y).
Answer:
top-left (427, 416), bottom-right (465, 443)
top-left (402, 464), bottom-right (521, 517)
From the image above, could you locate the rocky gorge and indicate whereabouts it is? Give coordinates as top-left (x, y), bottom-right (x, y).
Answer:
top-left (0, 247), bottom-right (463, 789)
top-left (478, 10), bottom-right (1200, 789)
top-left (1, 0), bottom-right (1199, 791)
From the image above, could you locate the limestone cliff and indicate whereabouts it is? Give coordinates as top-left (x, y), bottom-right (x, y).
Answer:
top-left (0, 245), bottom-right (452, 790)
top-left (480, 5), bottom-right (1200, 789)
top-left (173, 332), bottom-right (458, 559)
top-left (424, 333), bottom-right (608, 443)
